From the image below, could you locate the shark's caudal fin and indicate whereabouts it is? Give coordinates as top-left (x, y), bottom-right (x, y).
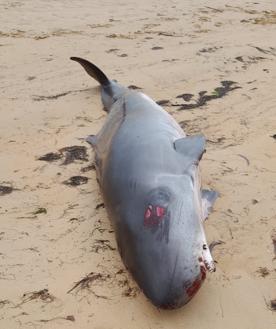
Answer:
top-left (70, 57), bottom-right (110, 86)
top-left (70, 57), bottom-right (127, 111)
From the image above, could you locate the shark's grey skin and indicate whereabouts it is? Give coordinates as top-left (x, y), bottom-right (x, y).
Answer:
top-left (71, 57), bottom-right (218, 309)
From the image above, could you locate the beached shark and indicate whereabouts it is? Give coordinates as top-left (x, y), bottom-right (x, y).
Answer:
top-left (71, 57), bottom-right (218, 309)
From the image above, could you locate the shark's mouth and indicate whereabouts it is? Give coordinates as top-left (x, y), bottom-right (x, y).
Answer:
top-left (184, 252), bottom-right (215, 299)
top-left (185, 265), bottom-right (206, 298)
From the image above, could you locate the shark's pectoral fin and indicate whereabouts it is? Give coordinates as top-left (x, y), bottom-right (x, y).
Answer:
top-left (201, 189), bottom-right (218, 221)
top-left (86, 134), bottom-right (97, 148)
top-left (174, 135), bottom-right (206, 163)
top-left (209, 240), bottom-right (225, 252)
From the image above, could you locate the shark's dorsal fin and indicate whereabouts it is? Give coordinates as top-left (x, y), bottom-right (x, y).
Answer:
top-left (174, 135), bottom-right (206, 163)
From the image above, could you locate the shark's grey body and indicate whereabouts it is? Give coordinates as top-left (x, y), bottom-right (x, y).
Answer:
top-left (71, 57), bottom-right (217, 309)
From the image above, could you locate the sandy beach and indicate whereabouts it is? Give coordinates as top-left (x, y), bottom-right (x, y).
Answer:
top-left (1, 0), bottom-right (276, 328)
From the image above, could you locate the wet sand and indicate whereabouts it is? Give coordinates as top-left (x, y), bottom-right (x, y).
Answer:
top-left (1, 0), bottom-right (276, 328)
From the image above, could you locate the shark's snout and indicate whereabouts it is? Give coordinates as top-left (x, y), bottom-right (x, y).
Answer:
top-left (147, 257), bottom-right (209, 310)
top-left (205, 260), bottom-right (216, 272)
top-left (201, 244), bottom-right (216, 272)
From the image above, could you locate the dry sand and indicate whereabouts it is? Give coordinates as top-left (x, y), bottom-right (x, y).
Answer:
top-left (1, 0), bottom-right (276, 328)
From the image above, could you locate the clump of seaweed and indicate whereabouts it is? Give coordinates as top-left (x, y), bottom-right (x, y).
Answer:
top-left (59, 146), bottom-right (88, 165)
top-left (37, 152), bottom-right (62, 162)
top-left (152, 46), bottom-right (163, 50)
top-left (63, 176), bottom-right (88, 186)
top-left (95, 203), bottom-right (105, 210)
top-left (21, 289), bottom-right (55, 304)
top-left (81, 163), bottom-right (96, 173)
top-left (33, 92), bottom-right (71, 101)
top-left (0, 300), bottom-right (10, 309)
top-left (123, 286), bottom-right (140, 298)
top-left (256, 267), bottom-right (270, 278)
top-left (67, 272), bottom-right (110, 297)
top-left (128, 85), bottom-right (142, 90)
top-left (39, 315), bottom-right (75, 323)
top-left (32, 207), bottom-right (47, 215)
top-left (172, 81), bottom-right (241, 110)
top-left (252, 11), bottom-right (276, 25)
top-left (116, 270), bottom-right (140, 298)
top-left (91, 239), bottom-right (116, 253)
top-left (0, 183), bottom-right (14, 196)
top-left (38, 145), bottom-right (88, 165)
top-left (156, 99), bottom-right (171, 106)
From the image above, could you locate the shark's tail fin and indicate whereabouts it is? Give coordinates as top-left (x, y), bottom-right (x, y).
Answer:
top-left (70, 57), bottom-right (110, 86)
top-left (70, 56), bottom-right (127, 111)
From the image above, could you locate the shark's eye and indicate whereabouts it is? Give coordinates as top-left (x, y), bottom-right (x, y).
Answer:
top-left (156, 206), bottom-right (165, 217)
top-left (203, 244), bottom-right (207, 250)
top-left (144, 204), bottom-right (166, 227)
top-left (144, 204), bottom-right (153, 219)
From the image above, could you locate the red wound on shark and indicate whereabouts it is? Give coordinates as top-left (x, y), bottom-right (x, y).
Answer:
top-left (185, 265), bottom-right (206, 298)
top-left (144, 204), bottom-right (166, 227)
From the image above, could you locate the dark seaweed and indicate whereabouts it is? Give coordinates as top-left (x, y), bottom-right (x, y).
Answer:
top-left (32, 207), bottom-right (47, 215)
top-left (198, 46), bottom-right (221, 53)
top-left (63, 176), bottom-right (88, 186)
top-left (95, 203), bottom-right (105, 210)
top-left (38, 152), bottom-right (62, 162)
top-left (256, 267), bottom-right (270, 277)
top-left (152, 46), bottom-right (163, 50)
top-left (172, 81), bottom-right (241, 110)
top-left (0, 185), bottom-right (14, 196)
top-left (32, 87), bottom-right (91, 101)
top-left (21, 289), bottom-right (55, 304)
top-left (128, 85), bottom-right (142, 90)
top-left (81, 163), bottom-right (96, 173)
top-left (176, 93), bottom-right (194, 101)
top-left (33, 92), bottom-right (71, 101)
top-left (156, 99), bottom-right (171, 106)
top-left (67, 272), bottom-right (110, 294)
top-left (91, 239), bottom-right (116, 253)
top-left (59, 146), bottom-right (88, 165)
top-left (251, 46), bottom-right (276, 56)
top-left (38, 145), bottom-right (88, 165)
top-left (65, 315), bottom-right (75, 322)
